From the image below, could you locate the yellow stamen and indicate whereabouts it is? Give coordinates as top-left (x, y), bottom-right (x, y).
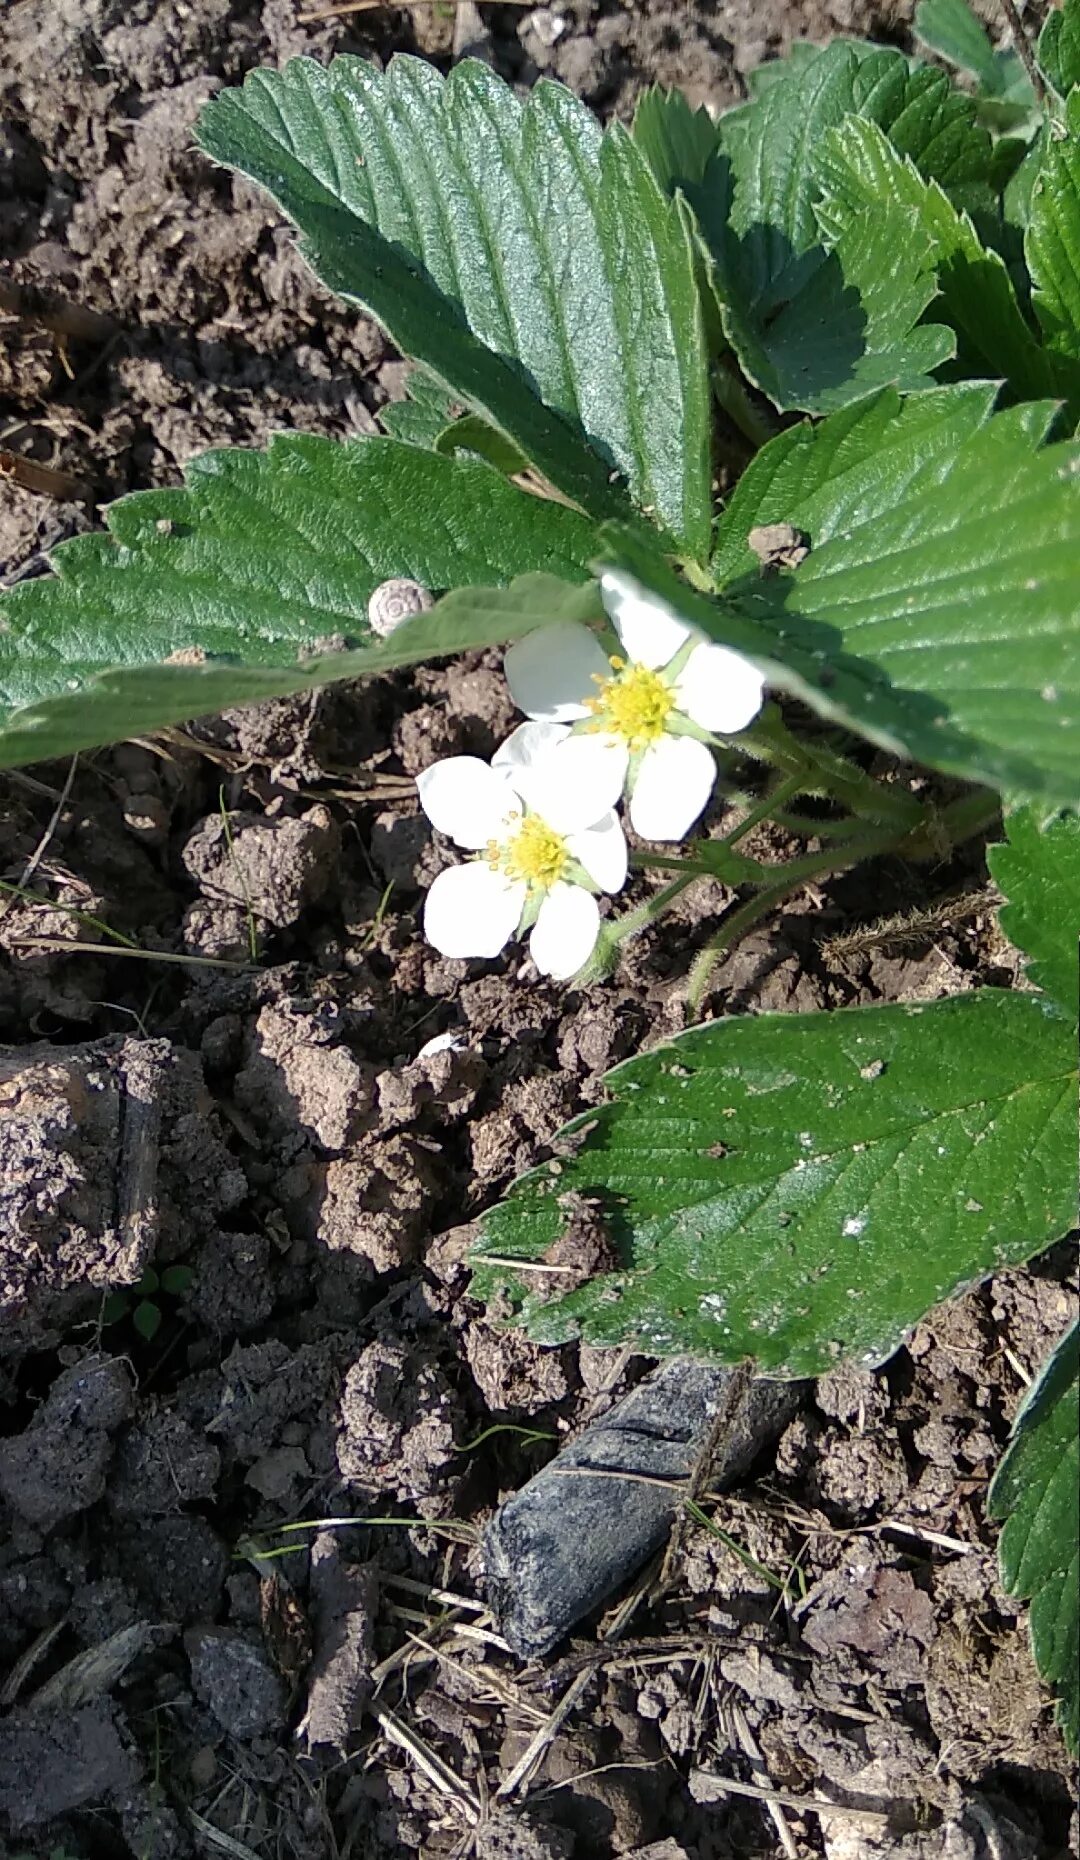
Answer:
top-left (585, 660), bottom-right (674, 749)
top-left (497, 815), bottom-right (568, 890)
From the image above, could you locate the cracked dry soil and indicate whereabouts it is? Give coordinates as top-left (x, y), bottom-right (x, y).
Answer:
top-left (1, 1), bottom-right (1078, 1857)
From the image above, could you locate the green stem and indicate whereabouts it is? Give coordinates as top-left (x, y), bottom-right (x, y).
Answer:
top-left (688, 875), bottom-right (801, 1010)
top-left (741, 705), bottom-right (926, 831)
top-left (725, 773), bottom-right (806, 849)
top-left (607, 778), bottom-right (999, 994)
top-left (579, 873), bottom-right (697, 981)
top-left (771, 808), bottom-right (867, 840)
top-left (712, 361), bottom-right (779, 451)
top-left (634, 827), bottom-right (898, 889)
top-left (924, 786), bottom-right (1001, 850)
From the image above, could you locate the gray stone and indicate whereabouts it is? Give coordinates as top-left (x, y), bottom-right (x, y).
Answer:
top-left (484, 1358), bottom-right (802, 1656)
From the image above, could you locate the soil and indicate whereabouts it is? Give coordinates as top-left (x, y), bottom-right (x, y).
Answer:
top-left (0, 3), bottom-right (1077, 1859)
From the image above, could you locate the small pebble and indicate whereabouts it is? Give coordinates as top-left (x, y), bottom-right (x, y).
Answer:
top-left (525, 7), bottom-right (568, 45)
top-left (416, 1030), bottom-right (467, 1059)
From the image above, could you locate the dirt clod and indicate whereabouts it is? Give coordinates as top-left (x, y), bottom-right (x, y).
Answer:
top-left (181, 803), bottom-right (339, 935)
top-left (0, 1700), bottom-right (139, 1833)
top-left (297, 1531), bottom-right (377, 1757)
top-left (0, 1356), bottom-right (132, 1530)
top-left (0, 1038), bottom-right (244, 1357)
top-left (187, 1626), bottom-right (288, 1740)
top-left (336, 1337), bottom-right (462, 1512)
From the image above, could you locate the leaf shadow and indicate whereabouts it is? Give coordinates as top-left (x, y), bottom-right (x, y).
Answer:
top-left (683, 151), bottom-right (944, 411)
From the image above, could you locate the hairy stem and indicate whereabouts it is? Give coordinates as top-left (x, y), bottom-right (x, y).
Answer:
top-left (687, 875), bottom-right (804, 1010)
top-left (742, 706), bottom-right (926, 830)
top-left (997, 0), bottom-right (1046, 102)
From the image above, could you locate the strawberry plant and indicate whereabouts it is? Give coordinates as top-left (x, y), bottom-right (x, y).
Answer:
top-left (1, 0), bottom-right (1077, 1746)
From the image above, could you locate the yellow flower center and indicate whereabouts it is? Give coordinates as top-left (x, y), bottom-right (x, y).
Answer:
top-left (490, 814), bottom-right (568, 891)
top-left (585, 657), bottom-right (675, 749)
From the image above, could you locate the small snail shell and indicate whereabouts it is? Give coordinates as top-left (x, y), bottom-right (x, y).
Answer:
top-left (367, 577), bottom-right (435, 638)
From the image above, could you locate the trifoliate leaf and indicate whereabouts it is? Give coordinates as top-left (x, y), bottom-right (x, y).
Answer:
top-left (721, 191), bottom-right (955, 414)
top-left (816, 116), bottom-right (1077, 406)
top-left (989, 807), bottom-right (1080, 1018)
top-left (475, 990), bottom-right (1077, 1375)
top-left (989, 1320), bottom-right (1080, 1755)
top-left (0, 434), bottom-right (599, 768)
top-left (1039, 0), bottom-right (1080, 98)
top-left (1027, 91), bottom-right (1080, 363)
top-left (197, 56), bottom-right (713, 559)
top-left (658, 42), bottom-right (996, 412)
top-left (687, 387), bottom-right (1080, 804)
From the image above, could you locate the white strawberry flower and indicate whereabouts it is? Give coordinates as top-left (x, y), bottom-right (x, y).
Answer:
top-left (504, 570), bottom-right (766, 841)
top-left (416, 722), bottom-right (628, 980)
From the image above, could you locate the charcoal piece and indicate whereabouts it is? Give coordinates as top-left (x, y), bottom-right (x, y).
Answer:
top-left (484, 1359), bottom-right (802, 1657)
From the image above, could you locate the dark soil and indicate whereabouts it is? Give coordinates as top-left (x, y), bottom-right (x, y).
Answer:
top-left (1, 3), bottom-right (1077, 1858)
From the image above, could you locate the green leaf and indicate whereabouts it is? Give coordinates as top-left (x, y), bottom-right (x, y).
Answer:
top-left (716, 40), bottom-right (997, 217)
top-left (723, 192), bottom-right (955, 414)
top-left (682, 388), bottom-right (1080, 804)
top-left (0, 580), bottom-right (602, 772)
top-left (133, 1300), bottom-right (163, 1343)
top-left (0, 434), bottom-right (599, 768)
top-left (914, 0), bottom-right (1000, 90)
top-left (989, 806), bottom-right (1080, 1018)
top-left (630, 88), bottom-right (728, 357)
top-left (632, 86), bottom-right (719, 194)
top-left (434, 413), bottom-right (530, 477)
top-left (815, 117), bottom-right (1078, 406)
top-left (744, 40), bottom-right (831, 99)
top-left (475, 990), bottom-right (1077, 1375)
top-left (160, 1264), bottom-right (195, 1296)
top-left (671, 42), bottom-right (998, 412)
top-left (1027, 91), bottom-right (1080, 363)
top-left (912, 0), bottom-right (1036, 130)
top-left (1039, 0), bottom-right (1080, 98)
top-left (197, 56), bottom-right (713, 557)
top-left (379, 370), bottom-right (457, 447)
top-left (712, 381), bottom-right (997, 585)
top-left (989, 1320), bottom-right (1080, 1755)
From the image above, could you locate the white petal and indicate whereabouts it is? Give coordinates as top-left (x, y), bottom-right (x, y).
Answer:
top-left (504, 622), bottom-right (609, 722)
top-left (629, 734), bottom-right (717, 841)
top-left (567, 811), bottom-right (628, 893)
top-left (492, 719), bottom-right (571, 776)
top-left (416, 757), bottom-right (518, 850)
top-left (423, 862), bottom-right (526, 959)
top-left (520, 733), bottom-right (629, 834)
top-left (529, 882), bottom-right (601, 980)
top-left (676, 641), bottom-right (766, 735)
top-left (600, 569), bottom-right (693, 669)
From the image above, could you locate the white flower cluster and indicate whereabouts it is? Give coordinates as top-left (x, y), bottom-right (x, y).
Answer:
top-left (416, 571), bottom-right (766, 980)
